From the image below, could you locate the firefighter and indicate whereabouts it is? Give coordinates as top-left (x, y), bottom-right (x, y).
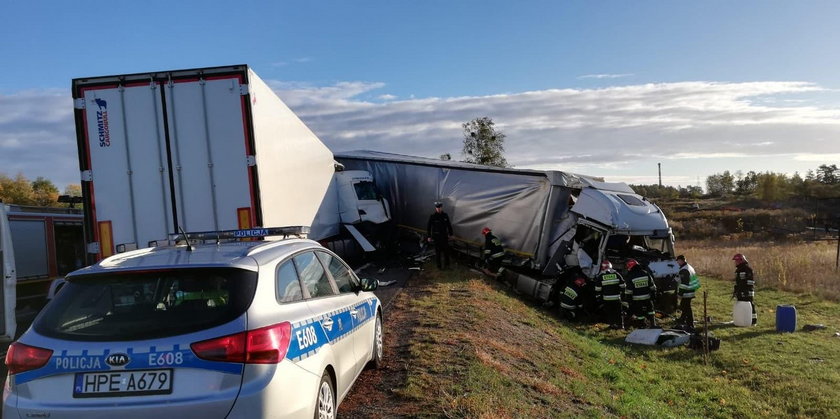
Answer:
top-left (595, 260), bottom-right (625, 329)
top-left (560, 274), bottom-right (587, 321)
top-left (624, 259), bottom-right (657, 328)
top-left (676, 254), bottom-right (700, 331)
top-left (426, 202), bottom-right (453, 269)
top-left (481, 227), bottom-right (505, 278)
top-left (733, 253), bottom-right (757, 325)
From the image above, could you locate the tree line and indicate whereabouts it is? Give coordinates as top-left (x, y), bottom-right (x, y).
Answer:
top-left (0, 173), bottom-right (80, 207)
top-left (633, 164), bottom-right (840, 200)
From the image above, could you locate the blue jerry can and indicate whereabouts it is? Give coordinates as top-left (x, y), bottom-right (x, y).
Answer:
top-left (775, 305), bottom-right (797, 333)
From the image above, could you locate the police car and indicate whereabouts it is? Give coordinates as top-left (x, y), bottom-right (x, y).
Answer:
top-left (3, 227), bottom-right (383, 419)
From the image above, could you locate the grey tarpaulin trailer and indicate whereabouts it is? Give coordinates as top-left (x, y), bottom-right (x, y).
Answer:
top-left (335, 150), bottom-right (678, 302)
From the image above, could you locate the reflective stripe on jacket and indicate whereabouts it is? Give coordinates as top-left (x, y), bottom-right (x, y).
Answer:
top-left (678, 263), bottom-right (700, 298)
top-left (597, 270), bottom-right (625, 303)
top-left (484, 233), bottom-right (505, 260)
top-left (560, 285), bottom-right (582, 310)
top-left (626, 267), bottom-right (654, 301)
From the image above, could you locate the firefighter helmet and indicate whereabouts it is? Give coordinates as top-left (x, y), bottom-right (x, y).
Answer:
top-left (574, 277), bottom-right (586, 287)
top-left (625, 259), bottom-right (639, 271)
top-left (600, 260), bottom-right (613, 272)
top-left (481, 227), bottom-right (491, 235)
top-left (732, 253), bottom-right (747, 264)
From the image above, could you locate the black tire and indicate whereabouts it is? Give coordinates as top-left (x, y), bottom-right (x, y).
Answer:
top-left (314, 371), bottom-right (335, 419)
top-left (370, 313), bottom-right (384, 369)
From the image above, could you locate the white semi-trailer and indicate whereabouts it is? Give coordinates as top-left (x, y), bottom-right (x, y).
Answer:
top-left (72, 64), bottom-right (337, 261)
top-left (71, 64), bottom-right (390, 265)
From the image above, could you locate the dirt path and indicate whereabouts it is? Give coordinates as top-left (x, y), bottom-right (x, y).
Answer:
top-left (338, 272), bottom-right (423, 418)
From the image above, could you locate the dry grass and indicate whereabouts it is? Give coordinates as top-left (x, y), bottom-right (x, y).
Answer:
top-left (677, 240), bottom-right (840, 299)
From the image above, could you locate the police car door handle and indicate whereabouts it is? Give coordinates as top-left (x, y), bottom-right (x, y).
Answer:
top-left (350, 309), bottom-right (358, 317)
top-left (322, 318), bottom-right (334, 331)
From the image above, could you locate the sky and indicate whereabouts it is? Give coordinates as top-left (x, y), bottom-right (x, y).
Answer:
top-left (2, 0), bottom-right (840, 191)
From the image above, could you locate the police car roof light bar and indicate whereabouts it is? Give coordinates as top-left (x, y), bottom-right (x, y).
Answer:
top-left (170, 226), bottom-right (311, 242)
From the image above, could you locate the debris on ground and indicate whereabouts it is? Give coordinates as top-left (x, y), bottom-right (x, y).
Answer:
top-left (658, 330), bottom-right (692, 347)
top-left (625, 329), bottom-right (713, 349)
top-left (688, 334), bottom-right (721, 352)
top-left (625, 329), bottom-right (669, 346)
top-left (802, 324), bottom-right (827, 332)
top-left (408, 267), bottom-right (421, 271)
top-left (379, 280), bottom-right (396, 287)
top-left (378, 267), bottom-right (387, 273)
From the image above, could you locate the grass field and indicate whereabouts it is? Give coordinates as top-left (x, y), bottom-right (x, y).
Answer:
top-left (678, 240), bottom-right (840, 300)
top-left (387, 266), bottom-right (840, 418)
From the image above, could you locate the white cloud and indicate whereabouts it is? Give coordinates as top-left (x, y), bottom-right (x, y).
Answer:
top-left (3, 80), bottom-right (840, 189)
top-left (578, 73), bottom-right (634, 80)
top-left (793, 153), bottom-right (840, 162)
top-left (0, 90), bottom-right (77, 187)
top-left (271, 57), bottom-right (312, 67)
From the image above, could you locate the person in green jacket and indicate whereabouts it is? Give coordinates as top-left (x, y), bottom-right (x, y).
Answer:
top-left (676, 255), bottom-right (700, 331)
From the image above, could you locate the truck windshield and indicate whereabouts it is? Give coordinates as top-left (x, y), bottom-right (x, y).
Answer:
top-left (605, 234), bottom-right (674, 260)
top-left (353, 181), bottom-right (379, 200)
top-left (34, 268), bottom-right (257, 341)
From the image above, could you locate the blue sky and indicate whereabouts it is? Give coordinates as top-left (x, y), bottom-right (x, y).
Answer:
top-left (2, 0), bottom-right (840, 189)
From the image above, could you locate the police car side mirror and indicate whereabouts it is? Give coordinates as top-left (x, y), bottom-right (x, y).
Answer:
top-left (359, 277), bottom-right (378, 292)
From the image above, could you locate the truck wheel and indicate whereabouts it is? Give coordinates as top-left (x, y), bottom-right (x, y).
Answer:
top-left (370, 313), bottom-right (384, 369)
top-left (314, 371), bottom-right (335, 419)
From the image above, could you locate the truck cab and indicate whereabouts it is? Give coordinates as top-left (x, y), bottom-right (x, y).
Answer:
top-left (552, 182), bottom-right (678, 279)
top-left (335, 170), bottom-right (391, 226)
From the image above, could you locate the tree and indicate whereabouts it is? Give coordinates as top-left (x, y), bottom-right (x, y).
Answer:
top-left (31, 176), bottom-right (59, 207)
top-left (0, 173), bottom-right (34, 205)
top-left (462, 117), bottom-right (508, 167)
top-left (756, 172), bottom-right (787, 201)
top-left (816, 164), bottom-right (838, 185)
top-left (679, 185), bottom-right (703, 199)
top-left (735, 171), bottom-right (758, 197)
top-left (64, 184), bottom-right (82, 197)
top-left (705, 171), bottom-right (735, 197)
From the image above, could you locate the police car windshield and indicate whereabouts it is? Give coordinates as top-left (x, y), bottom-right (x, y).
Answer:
top-left (34, 268), bottom-right (257, 341)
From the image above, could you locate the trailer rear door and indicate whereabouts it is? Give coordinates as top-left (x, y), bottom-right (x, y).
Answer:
top-left (75, 68), bottom-right (256, 259)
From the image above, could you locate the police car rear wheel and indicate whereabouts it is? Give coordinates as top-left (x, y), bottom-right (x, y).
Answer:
top-left (371, 313), bottom-right (383, 369)
top-left (315, 372), bottom-right (335, 419)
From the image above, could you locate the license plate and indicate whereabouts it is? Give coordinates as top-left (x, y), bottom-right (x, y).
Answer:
top-left (73, 368), bottom-right (173, 398)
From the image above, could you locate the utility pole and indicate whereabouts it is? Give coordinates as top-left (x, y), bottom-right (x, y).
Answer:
top-left (658, 163), bottom-right (662, 188)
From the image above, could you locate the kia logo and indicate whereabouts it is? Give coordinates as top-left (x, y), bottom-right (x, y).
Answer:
top-left (105, 353), bottom-right (130, 367)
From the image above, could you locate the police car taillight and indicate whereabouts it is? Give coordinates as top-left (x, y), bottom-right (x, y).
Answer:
top-left (191, 322), bottom-right (292, 364)
top-left (5, 342), bottom-right (53, 375)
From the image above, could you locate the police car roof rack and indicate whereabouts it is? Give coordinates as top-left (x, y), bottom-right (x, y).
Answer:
top-left (170, 226), bottom-right (311, 243)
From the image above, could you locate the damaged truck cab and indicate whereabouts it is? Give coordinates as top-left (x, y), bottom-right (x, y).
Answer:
top-left (554, 181), bottom-right (677, 279)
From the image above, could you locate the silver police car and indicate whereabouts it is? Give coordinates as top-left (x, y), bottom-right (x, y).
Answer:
top-left (3, 228), bottom-right (383, 418)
